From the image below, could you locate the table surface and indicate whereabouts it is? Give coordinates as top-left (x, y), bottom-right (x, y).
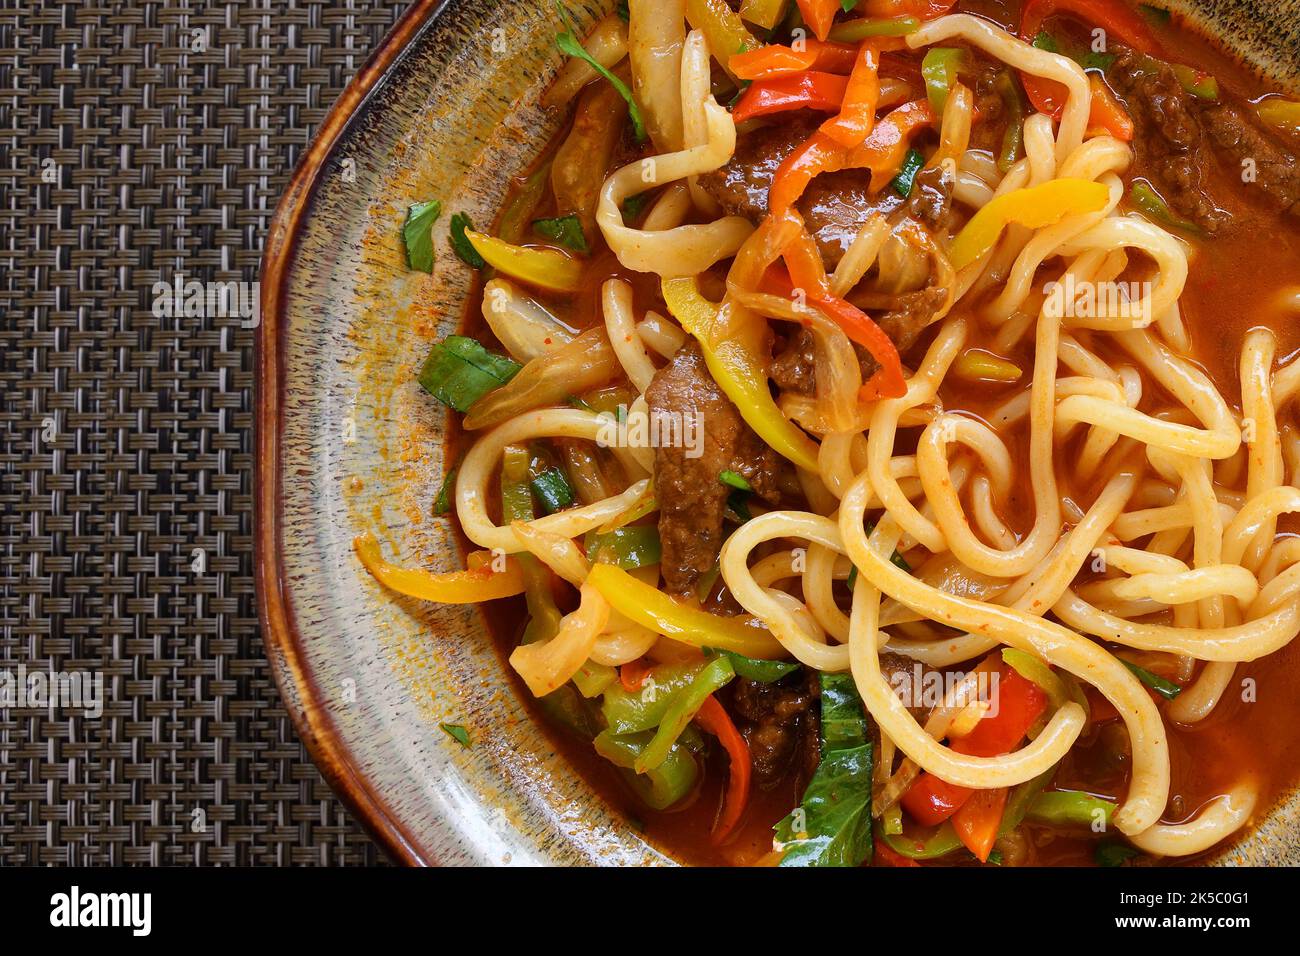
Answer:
top-left (0, 0), bottom-right (416, 865)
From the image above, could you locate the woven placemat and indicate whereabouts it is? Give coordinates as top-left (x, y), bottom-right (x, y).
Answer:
top-left (0, 0), bottom-right (414, 866)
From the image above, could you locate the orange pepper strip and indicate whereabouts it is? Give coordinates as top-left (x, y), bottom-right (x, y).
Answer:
top-left (1086, 74), bottom-right (1133, 140)
top-left (819, 42), bottom-right (882, 150)
top-left (620, 658), bottom-right (652, 691)
top-left (730, 44), bottom-right (817, 81)
top-left (769, 98), bottom-right (934, 215)
top-left (796, 0), bottom-right (843, 42)
top-left (950, 786), bottom-right (1009, 862)
top-left (694, 695), bottom-right (753, 844)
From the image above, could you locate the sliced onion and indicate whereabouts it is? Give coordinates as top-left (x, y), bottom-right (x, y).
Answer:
top-left (481, 277), bottom-right (575, 363)
top-left (464, 327), bottom-right (618, 430)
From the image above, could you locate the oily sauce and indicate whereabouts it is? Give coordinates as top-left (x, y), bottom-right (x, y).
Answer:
top-left (452, 0), bottom-right (1300, 866)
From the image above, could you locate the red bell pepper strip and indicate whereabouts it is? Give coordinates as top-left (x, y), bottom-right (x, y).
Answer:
top-left (949, 667), bottom-right (1048, 757)
top-left (694, 694), bottom-right (752, 844)
top-left (862, 0), bottom-right (957, 20)
top-left (950, 786), bottom-right (1009, 861)
top-left (819, 42), bottom-right (883, 149)
top-left (1022, 0), bottom-right (1165, 57)
top-left (1018, 0), bottom-right (1164, 120)
top-left (731, 71), bottom-right (850, 123)
top-left (875, 839), bottom-right (923, 866)
top-left (901, 772), bottom-right (973, 825)
top-left (796, 0), bottom-right (842, 42)
top-left (901, 663), bottom-right (1050, 827)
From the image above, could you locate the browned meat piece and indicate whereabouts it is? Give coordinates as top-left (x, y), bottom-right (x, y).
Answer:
top-left (770, 326), bottom-right (819, 396)
top-left (645, 340), bottom-right (781, 597)
top-left (1199, 101), bottom-right (1300, 218)
top-left (770, 282), bottom-right (947, 396)
top-left (697, 118), bottom-right (906, 267)
top-left (731, 670), bottom-right (820, 788)
top-left (879, 651), bottom-right (934, 722)
top-left (1109, 50), bottom-right (1228, 232)
top-left (906, 165), bottom-right (954, 228)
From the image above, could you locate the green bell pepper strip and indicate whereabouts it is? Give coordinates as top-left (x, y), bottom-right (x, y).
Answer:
top-left (600, 660), bottom-right (708, 734)
top-left (997, 765), bottom-right (1057, 837)
top-left (1027, 789), bottom-right (1117, 827)
top-left (585, 525), bottom-right (662, 571)
top-left (706, 648), bottom-right (799, 684)
top-left (882, 823), bottom-right (964, 860)
top-left (1130, 181), bottom-right (1205, 237)
top-left (501, 445), bottom-right (562, 645)
top-left (828, 15), bottom-right (919, 42)
top-left (921, 48), bottom-right (966, 116)
top-left (572, 659), bottom-right (618, 698)
top-left (634, 656), bottom-right (736, 773)
top-left (995, 70), bottom-right (1026, 173)
top-left (594, 729), bottom-right (699, 810)
top-left (498, 158), bottom-right (555, 245)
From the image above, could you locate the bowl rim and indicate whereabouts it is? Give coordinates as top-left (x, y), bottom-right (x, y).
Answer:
top-left (255, 0), bottom-right (450, 868)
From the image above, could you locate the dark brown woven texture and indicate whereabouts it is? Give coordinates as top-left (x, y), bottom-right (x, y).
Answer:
top-left (0, 0), bottom-right (412, 865)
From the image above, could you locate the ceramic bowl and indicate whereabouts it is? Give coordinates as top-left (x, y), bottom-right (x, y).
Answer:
top-left (257, 0), bottom-right (1300, 865)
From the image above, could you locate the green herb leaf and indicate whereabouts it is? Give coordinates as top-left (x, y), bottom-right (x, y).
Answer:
top-left (718, 469), bottom-right (753, 492)
top-left (1031, 30), bottom-right (1060, 53)
top-left (418, 336), bottom-right (520, 412)
top-left (440, 723), bottom-right (471, 747)
top-left (776, 673), bottom-right (873, 867)
top-left (890, 147), bottom-right (925, 198)
top-left (621, 193), bottom-right (650, 223)
top-left (532, 213), bottom-right (589, 253)
top-left (1097, 841), bottom-right (1141, 867)
top-left (1139, 3), bottom-right (1171, 24)
top-left (1121, 659), bottom-right (1183, 700)
top-left (433, 465), bottom-right (458, 515)
top-left (726, 489), bottom-right (752, 523)
top-left (840, 0), bottom-right (861, 10)
top-left (403, 200), bottom-right (442, 272)
top-left (530, 467), bottom-right (576, 514)
top-left (449, 212), bottom-right (487, 268)
top-left (555, 3), bottom-right (647, 142)
top-left (705, 648), bottom-right (801, 684)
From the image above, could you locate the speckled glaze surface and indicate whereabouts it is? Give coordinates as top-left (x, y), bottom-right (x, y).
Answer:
top-left (258, 0), bottom-right (1300, 866)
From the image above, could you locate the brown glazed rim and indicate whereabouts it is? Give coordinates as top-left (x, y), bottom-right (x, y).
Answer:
top-left (256, 0), bottom-right (447, 867)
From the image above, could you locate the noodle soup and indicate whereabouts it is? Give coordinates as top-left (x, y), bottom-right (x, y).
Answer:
top-left (359, 0), bottom-right (1300, 866)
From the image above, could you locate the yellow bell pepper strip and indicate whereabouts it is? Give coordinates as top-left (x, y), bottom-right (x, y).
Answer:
top-left (1257, 98), bottom-right (1300, 133)
top-left (353, 532), bottom-right (525, 603)
top-left (661, 276), bottom-right (820, 472)
top-left (947, 178), bottom-right (1109, 271)
top-left (587, 563), bottom-right (786, 658)
top-left (686, 0), bottom-right (758, 83)
top-left (953, 348), bottom-right (1024, 384)
top-left (463, 229), bottom-right (583, 293)
top-left (739, 0), bottom-right (792, 31)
